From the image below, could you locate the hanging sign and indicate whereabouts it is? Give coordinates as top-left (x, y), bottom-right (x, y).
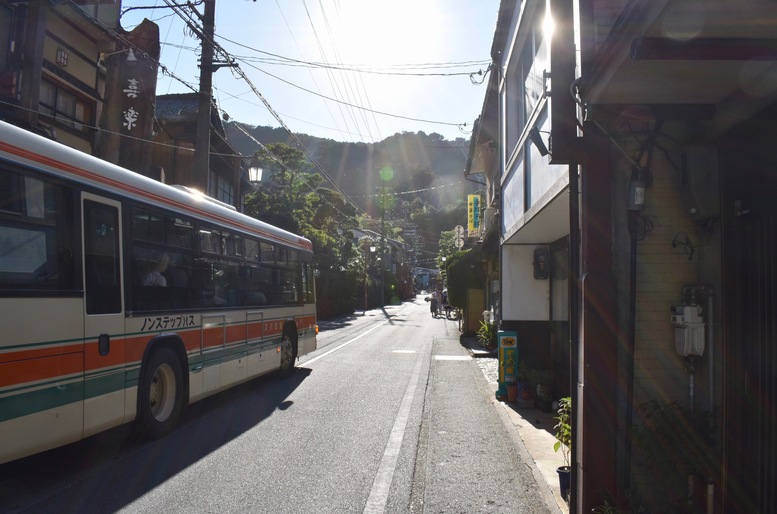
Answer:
top-left (467, 194), bottom-right (481, 237)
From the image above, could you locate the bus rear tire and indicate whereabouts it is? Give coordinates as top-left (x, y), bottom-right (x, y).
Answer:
top-left (278, 330), bottom-right (298, 378)
top-left (137, 346), bottom-right (184, 439)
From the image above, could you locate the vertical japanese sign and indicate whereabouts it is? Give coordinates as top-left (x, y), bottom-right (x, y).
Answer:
top-left (467, 194), bottom-right (481, 237)
top-left (116, 22), bottom-right (159, 174)
top-left (121, 65), bottom-right (140, 133)
top-left (118, 49), bottom-right (145, 171)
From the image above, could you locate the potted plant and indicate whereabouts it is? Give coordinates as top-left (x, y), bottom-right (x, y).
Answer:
top-left (554, 396), bottom-right (572, 502)
top-left (476, 319), bottom-right (497, 351)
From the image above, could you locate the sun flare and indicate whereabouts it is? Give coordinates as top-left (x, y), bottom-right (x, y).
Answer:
top-left (329, 0), bottom-right (441, 66)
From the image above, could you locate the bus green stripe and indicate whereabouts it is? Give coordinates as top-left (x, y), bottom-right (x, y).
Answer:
top-left (1, 338), bottom-right (289, 424)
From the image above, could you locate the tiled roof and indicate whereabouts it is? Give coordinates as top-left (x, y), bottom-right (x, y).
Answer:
top-left (155, 93), bottom-right (226, 136)
top-left (155, 93), bottom-right (199, 122)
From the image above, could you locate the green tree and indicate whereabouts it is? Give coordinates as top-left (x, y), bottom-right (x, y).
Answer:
top-left (244, 143), bottom-right (360, 319)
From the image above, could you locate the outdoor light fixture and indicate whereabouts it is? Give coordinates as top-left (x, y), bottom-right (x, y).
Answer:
top-left (56, 48), bottom-right (68, 67)
top-left (528, 127), bottom-right (550, 156)
top-left (99, 47), bottom-right (138, 67)
top-left (248, 164), bottom-right (264, 183)
top-left (125, 48), bottom-right (138, 65)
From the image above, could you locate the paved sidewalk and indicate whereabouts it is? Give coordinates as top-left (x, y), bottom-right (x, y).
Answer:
top-left (462, 336), bottom-right (569, 514)
top-left (419, 333), bottom-right (565, 513)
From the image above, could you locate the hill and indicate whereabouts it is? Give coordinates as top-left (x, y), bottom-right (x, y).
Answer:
top-left (226, 122), bottom-right (479, 216)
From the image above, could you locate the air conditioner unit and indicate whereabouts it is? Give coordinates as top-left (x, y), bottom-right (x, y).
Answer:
top-left (482, 207), bottom-right (497, 232)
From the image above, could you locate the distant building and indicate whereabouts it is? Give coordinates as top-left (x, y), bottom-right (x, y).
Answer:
top-left (152, 93), bottom-right (246, 209)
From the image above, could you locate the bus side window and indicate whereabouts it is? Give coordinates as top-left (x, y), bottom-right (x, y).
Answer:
top-left (0, 171), bottom-right (77, 292)
top-left (84, 200), bottom-right (121, 314)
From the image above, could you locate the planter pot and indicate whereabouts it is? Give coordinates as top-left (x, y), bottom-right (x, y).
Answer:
top-left (518, 381), bottom-right (532, 400)
top-left (507, 384), bottom-right (518, 403)
top-left (556, 465), bottom-right (571, 502)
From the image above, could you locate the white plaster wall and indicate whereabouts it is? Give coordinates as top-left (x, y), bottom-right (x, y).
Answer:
top-left (501, 244), bottom-right (550, 321)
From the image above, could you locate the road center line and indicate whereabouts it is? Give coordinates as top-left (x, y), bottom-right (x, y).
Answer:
top-left (363, 351), bottom-right (424, 513)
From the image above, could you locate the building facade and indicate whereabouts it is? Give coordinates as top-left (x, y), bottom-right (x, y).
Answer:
top-left (471, 0), bottom-right (777, 511)
top-left (0, 1), bottom-right (245, 210)
top-left (0, 1), bottom-right (120, 152)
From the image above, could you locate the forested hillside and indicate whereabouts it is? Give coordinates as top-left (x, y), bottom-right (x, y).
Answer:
top-left (226, 122), bottom-right (479, 216)
top-left (229, 123), bottom-right (481, 318)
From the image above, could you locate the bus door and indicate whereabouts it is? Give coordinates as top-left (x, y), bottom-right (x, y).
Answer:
top-left (81, 194), bottom-right (127, 436)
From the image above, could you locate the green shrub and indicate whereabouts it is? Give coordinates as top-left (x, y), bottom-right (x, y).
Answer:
top-left (476, 320), bottom-right (497, 350)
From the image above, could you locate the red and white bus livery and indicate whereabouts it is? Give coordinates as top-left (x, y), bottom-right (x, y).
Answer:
top-left (0, 120), bottom-right (317, 464)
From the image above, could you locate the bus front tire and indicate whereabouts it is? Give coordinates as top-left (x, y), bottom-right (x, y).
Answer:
top-left (137, 346), bottom-right (184, 439)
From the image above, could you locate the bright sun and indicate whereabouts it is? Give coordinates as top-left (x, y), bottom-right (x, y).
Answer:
top-left (328, 0), bottom-right (441, 66)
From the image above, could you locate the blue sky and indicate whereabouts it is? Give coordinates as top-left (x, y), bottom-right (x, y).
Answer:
top-left (120, 0), bottom-right (500, 143)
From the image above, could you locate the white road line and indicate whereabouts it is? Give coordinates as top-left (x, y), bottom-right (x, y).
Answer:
top-left (433, 355), bottom-right (471, 361)
top-left (303, 320), bottom-right (389, 366)
top-left (363, 351), bottom-right (424, 514)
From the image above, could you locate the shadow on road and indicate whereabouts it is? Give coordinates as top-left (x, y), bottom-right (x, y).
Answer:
top-left (0, 367), bottom-right (311, 513)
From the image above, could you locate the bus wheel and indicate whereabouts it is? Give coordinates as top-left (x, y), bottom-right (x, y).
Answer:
top-left (137, 347), bottom-right (184, 439)
top-left (278, 330), bottom-right (298, 378)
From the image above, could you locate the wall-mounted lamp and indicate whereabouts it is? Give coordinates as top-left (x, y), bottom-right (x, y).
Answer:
top-left (56, 48), bottom-right (68, 67)
top-left (99, 47), bottom-right (138, 67)
top-left (528, 127), bottom-right (550, 157)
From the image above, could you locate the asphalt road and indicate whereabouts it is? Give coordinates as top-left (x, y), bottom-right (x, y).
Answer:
top-left (0, 298), bottom-right (551, 513)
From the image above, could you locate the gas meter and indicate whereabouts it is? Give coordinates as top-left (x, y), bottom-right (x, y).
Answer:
top-left (670, 304), bottom-right (705, 357)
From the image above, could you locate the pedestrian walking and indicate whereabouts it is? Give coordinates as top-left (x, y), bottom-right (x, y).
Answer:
top-left (441, 290), bottom-right (451, 318)
top-left (432, 289), bottom-right (442, 317)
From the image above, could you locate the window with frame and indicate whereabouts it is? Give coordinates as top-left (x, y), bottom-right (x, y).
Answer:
top-left (39, 79), bottom-right (93, 134)
top-left (208, 172), bottom-right (234, 206)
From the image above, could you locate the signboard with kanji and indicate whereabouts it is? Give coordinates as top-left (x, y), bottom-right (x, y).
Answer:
top-left (467, 194), bottom-right (481, 237)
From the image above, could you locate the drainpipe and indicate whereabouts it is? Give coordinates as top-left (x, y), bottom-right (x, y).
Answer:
top-left (568, 161), bottom-right (580, 514)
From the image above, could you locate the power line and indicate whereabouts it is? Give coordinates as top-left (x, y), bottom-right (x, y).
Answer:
top-left (215, 37), bottom-right (489, 77)
top-left (236, 58), bottom-right (466, 128)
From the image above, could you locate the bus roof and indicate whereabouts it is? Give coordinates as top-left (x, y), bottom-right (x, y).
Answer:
top-left (0, 120), bottom-right (313, 253)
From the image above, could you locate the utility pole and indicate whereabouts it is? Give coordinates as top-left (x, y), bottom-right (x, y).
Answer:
top-left (380, 185), bottom-right (386, 309)
top-left (378, 166), bottom-right (394, 308)
top-left (194, 0), bottom-right (216, 194)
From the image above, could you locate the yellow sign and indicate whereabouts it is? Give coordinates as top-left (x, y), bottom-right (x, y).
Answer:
top-left (467, 194), bottom-right (481, 236)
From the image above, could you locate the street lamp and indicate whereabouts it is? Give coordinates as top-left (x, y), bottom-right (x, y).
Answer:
top-left (248, 162), bottom-right (264, 185)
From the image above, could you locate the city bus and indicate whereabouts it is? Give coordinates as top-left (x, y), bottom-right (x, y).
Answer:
top-left (0, 120), bottom-right (317, 465)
